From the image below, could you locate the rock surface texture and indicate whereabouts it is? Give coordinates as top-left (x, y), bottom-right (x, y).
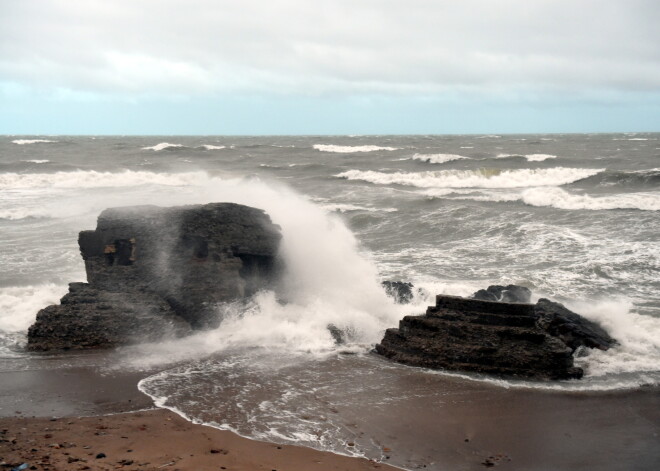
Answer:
top-left (376, 293), bottom-right (616, 380)
top-left (28, 203), bottom-right (281, 351)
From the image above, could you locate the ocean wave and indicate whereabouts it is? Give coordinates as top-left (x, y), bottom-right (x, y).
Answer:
top-left (0, 284), bottom-right (66, 333)
top-left (313, 144), bottom-right (399, 153)
top-left (583, 168), bottom-right (660, 188)
top-left (0, 170), bottom-right (207, 190)
top-left (0, 207), bottom-right (50, 220)
top-left (22, 159), bottom-right (50, 164)
top-left (321, 203), bottom-right (397, 213)
top-left (12, 139), bottom-right (57, 145)
top-left (142, 142), bottom-right (185, 151)
top-left (199, 144), bottom-right (226, 150)
top-left (336, 167), bottom-right (603, 189)
top-left (411, 153), bottom-right (469, 164)
top-left (496, 153), bottom-right (557, 162)
top-left (442, 187), bottom-right (660, 211)
top-left (520, 188), bottom-right (660, 211)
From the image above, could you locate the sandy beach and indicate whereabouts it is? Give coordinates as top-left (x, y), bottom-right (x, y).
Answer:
top-left (0, 408), bottom-right (399, 471)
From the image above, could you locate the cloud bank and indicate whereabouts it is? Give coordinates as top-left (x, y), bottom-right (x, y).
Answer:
top-left (0, 0), bottom-right (658, 133)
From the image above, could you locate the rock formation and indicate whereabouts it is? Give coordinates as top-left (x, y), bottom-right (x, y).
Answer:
top-left (28, 203), bottom-right (281, 351)
top-left (376, 292), bottom-right (616, 380)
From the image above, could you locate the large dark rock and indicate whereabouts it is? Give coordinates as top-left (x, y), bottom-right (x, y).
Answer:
top-left (375, 294), bottom-right (613, 380)
top-left (472, 285), bottom-right (532, 303)
top-left (28, 203), bottom-right (282, 351)
top-left (535, 298), bottom-right (616, 351)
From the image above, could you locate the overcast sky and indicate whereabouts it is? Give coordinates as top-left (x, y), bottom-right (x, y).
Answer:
top-left (1, 0), bottom-right (658, 134)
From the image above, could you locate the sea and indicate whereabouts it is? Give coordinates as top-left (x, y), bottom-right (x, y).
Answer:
top-left (1, 134), bottom-right (659, 469)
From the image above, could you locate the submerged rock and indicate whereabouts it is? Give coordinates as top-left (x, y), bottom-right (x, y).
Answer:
top-left (382, 281), bottom-right (415, 304)
top-left (376, 292), bottom-right (616, 380)
top-left (28, 203), bottom-right (281, 351)
top-left (471, 284), bottom-right (532, 304)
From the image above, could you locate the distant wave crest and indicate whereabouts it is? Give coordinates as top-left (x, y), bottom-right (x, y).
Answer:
top-left (496, 153), bottom-right (557, 162)
top-left (142, 142), bottom-right (185, 151)
top-left (521, 188), bottom-right (660, 211)
top-left (12, 139), bottom-right (57, 145)
top-left (0, 170), bottom-right (207, 190)
top-left (412, 153), bottom-right (469, 164)
top-left (314, 144), bottom-right (399, 153)
top-left (22, 159), bottom-right (50, 164)
top-left (142, 142), bottom-right (226, 151)
top-left (439, 188), bottom-right (660, 211)
top-left (336, 167), bottom-right (602, 189)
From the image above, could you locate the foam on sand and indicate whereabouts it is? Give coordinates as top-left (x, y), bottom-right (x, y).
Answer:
top-left (313, 144), bottom-right (399, 153)
top-left (336, 167), bottom-right (603, 189)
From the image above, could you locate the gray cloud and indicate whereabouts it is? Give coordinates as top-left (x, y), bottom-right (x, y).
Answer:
top-left (1, 0), bottom-right (659, 98)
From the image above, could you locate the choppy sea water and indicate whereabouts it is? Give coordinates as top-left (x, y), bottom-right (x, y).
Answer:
top-left (1, 134), bottom-right (659, 468)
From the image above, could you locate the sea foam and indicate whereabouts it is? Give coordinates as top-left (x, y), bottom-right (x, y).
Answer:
top-left (336, 167), bottom-right (603, 189)
top-left (313, 144), bottom-right (399, 153)
top-left (142, 142), bottom-right (184, 151)
top-left (12, 139), bottom-right (57, 145)
top-left (496, 153), bottom-right (558, 162)
top-left (411, 153), bottom-right (469, 164)
top-left (520, 187), bottom-right (660, 211)
top-left (0, 170), bottom-right (207, 190)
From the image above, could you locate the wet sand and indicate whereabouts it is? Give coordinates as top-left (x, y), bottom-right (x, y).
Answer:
top-left (0, 409), bottom-right (397, 471)
top-left (1, 364), bottom-right (659, 471)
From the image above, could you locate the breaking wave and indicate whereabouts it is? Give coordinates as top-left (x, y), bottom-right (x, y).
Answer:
top-left (583, 168), bottom-right (660, 188)
top-left (142, 142), bottom-right (184, 151)
top-left (0, 284), bottom-right (66, 333)
top-left (441, 188), bottom-right (660, 211)
top-left (199, 144), bottom-right (225, 150)
top-left (411, 153), bottom-right (469, 164)
top-left (0, 170), bottom-right (207, 190)
top-left (496, 153), bottom-right (557, 162)
top-left (313, 144), bottom-right (399, 153)
top-left (12, 139), bottom-right (57, 145)
top-left (336, 167), bottom-right (603, 189)
top-left (21, 159), bottom-right (50, 164)
top-left (520, 188), bottom-right (660, 211)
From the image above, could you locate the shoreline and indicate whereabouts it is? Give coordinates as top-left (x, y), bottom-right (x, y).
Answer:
top-left (1, 358), bottom-right (659, 470)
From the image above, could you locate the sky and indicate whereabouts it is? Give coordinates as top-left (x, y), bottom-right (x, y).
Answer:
top-left (1, 0), bottom-right (659, 135)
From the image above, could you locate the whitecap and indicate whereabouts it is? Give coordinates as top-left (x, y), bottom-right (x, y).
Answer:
top-left (198, 144), bottom-right (226, 150)
top-left (12, 139), bottom-right (57, 145)
top-left (142, 142), bottom-right (185, 151)
top-left (0, 170), bottom-right (208, 190)
top-left (313, 144), bottom-right (398, 153)
top-left (21, 159), bottom-right (50, 164)
top-left (336, 167), bottom-right (603, 189)
top-left (496, 153), bottom-right (557, 161)
top-left (411, 153), bottom-right (469, 164)
top-left (521, 187), bottom-right (660, 211)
